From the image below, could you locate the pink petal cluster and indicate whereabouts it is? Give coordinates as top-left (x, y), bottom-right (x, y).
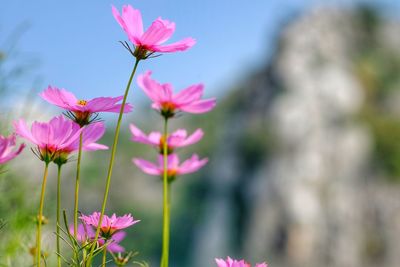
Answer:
top-left (69, 224), bottom-right (126, 253)
top-left (0, 134), bottom-right (25, 164)
top-left (14, 116), bottom-right (82, 158)
top-left (215, 257), bottom-right (267, 267)
top-left (13, 116), bottom-right (107, 163)
top-left (137, 71), bottom-right (216, 117)
top-left (130, 123), bottom-right (203, 153)
top-left (40, 86), bottom-right (132, 126)
top-left (133, 154), bottom-right (208, 180)
top-left (79, 212), bottom-right (140, 236)
top-left (112, 5), bottom-right (195, 55)
top-left (65, 122), bottom-right (108, 152)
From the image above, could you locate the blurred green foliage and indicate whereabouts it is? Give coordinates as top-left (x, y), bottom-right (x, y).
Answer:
top-left (0, 171), bottom-right (36, 265)
top-left (0, 41), bottom-right (36, 264)
top-left (354, 7), bottom-right (400, 181)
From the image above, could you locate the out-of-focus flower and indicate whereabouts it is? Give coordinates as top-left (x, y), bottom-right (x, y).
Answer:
top-left (102, 231), bottom-right (126, 253)
top-left (130, 123), bottom-right (203, 154)
top-left (14, 116), bottom-right (107, 164)
top-left (40, 86), bottom-right (132, 126)
top-left (64, 122), bottom-right (108, 152)
top-left (215, 257), bottom-right (250, 267)
top-left (215, 257), bottom-right (268, 267)
top-left (0, 134), bottom-right (25, 164)
top-left (69, 224), bottom-right (126, 253)
top-left (112, 4), bottom-right (195, 58)
top-left (14, 116), bottom-right (82, 163)
top-left (133, 153), bottom-right (208, 181)
top-left (79, 212), bottom-right (139, 238)
top-left (69, 223), bottom-right (94, 245)
top-left (137, 71), bottom-right (216, 118)
top-left (54, 121), bottom-right (108, 165)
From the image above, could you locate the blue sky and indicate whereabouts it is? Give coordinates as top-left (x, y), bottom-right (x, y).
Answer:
top-left (1, 0), bottom-right (400, 103)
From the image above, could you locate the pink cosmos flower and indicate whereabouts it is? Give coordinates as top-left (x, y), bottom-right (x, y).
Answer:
top-left (0, 134), bottom-right (25, 164)
top-left (40, 86), bottom-right (133, 126)
top-left (69, 224), bottom-right (126, 253)
top-left (79, 212), bottom-right (140, 237)
top-left (130, 123), bottom-right (203, 153)
top-left (13, 116), bottom-right (107, 163)
top-left (215, 257), bottom-right (267, 267)
top-left (65, 122), bottom-right (108, 152)
top-left (112, 4), bottom-right (195, 57)
top-left (133, 153), bottom-right (208, 180)
top-left (137, 71), bottom-right (216, 117)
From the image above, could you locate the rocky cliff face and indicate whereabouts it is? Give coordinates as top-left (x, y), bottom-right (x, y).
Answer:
top-left (190, 7), bottom-right (400, 267)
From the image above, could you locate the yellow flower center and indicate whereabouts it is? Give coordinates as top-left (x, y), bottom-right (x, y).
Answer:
top-left (160, 102), bottom-right (177, 118)
top-left (159, 136), bottom-right (174, 154)
top-left (161, 102), bottom-right (176, 111)
top-left (77, 99), bottom-right (87, 106)
top-left (167, 169), bottom-right (177, 177)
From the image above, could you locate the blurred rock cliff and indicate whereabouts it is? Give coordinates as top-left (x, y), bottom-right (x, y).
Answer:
top-left (189, 6), bottom-right (400, 267)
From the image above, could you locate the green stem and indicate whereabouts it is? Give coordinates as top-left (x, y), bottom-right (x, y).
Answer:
top-left (102, 246), bottom-right (107, 266)
top-left (74, 133), bottom-right (83, 238)
top-left (56, 164), bottom-right (62, 267)
top-left (87, 58), bottom-right (140, 266)
top-left (160, 118), bottom-right (170, 267)
top-left (36, 162), bottom-right (49, 267)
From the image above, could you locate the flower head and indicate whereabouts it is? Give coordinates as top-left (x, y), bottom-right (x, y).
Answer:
top-left (215, 257), bottom-right (267, 267)
top-left (112, 4), bottom-right (195, 58)
top-left (137, 71), bottom-right (216, 118)
top-left (0, 134), bottom-right (25, 164)
top-left (40, 86), bottom-right (133, 126)
top-left (69, 224), bottom-right (126, 253)
top-left (14, 116), bottom-right (82, 163)
top-left (130, 124), bottom-right (203, 154)
top-left (79, 212), bottom-right (139, 238)
top-left (64, 122), bottom-right (108, 152)
top-left (13, 116), bottom-right (107, 164)
top-left (133, 154), bottom-right (208, 182)
top-left (54, 122), bottom-right (108, 165)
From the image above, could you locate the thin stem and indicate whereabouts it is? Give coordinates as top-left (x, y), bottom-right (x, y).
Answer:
top-left (102, 246), bottom-right (107, 266)
top-left (36, 162), bottom-right (50, 267)
top-left (83, 247), bottom-right (87, 264)
top-left (56, 164), bottom-right (62, 267)
top-left (74, 132), bottom-right (83, 238)
top-left (87, 58), bottom-right (140, 265)
top-left (160, 118), bottom-right (170, 267)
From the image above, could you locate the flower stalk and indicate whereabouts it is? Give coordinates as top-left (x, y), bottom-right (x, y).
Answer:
top-left (36, 162), bottom-right (50, 267)
top-left (56, 164), bottom-right (62, 267)
top-left (87, 58), bottom-right (140, 265)
top-left (102, 246), bottom-right (107, 266)
top-left (161, 117), bottom-right (170, 267)
top-left (73, 133), bottom-right (83, 238)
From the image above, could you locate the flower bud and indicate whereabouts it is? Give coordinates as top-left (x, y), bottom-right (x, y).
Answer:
top-left (113, 252), bottom-right (136, 266)
top-left (35, 215), bottom-right (49, 225)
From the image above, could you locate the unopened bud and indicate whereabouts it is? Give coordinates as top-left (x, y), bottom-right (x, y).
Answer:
top-left (114, 251), bottom-right (136, 266)
top-left (35, 215), bottom-right (49, 225)
top-left (29, 246), bottom-right (36, 256)
top-left (29, 247), bottom-right (49, 259)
